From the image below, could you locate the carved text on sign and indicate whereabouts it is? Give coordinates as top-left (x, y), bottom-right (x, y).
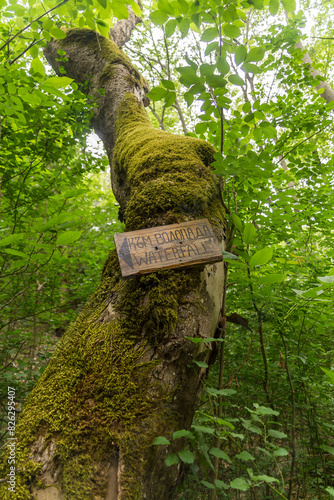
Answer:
top-left (114, 219), bottom-right (223, 278)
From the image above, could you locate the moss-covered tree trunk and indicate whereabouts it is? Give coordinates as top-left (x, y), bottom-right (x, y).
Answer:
top-left (0, 28), bottom-right (226, 500)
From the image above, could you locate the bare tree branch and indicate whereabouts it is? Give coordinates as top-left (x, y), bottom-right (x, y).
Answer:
top-left (109, 2), bottom-right (143, 48)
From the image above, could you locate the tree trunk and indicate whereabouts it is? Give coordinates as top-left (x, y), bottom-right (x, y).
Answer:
top-left (0, 28), bottom-right (226, 500)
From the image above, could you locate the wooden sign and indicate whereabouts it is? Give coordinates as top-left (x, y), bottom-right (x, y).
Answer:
top-left (114, 219), bottom-right (223, 278)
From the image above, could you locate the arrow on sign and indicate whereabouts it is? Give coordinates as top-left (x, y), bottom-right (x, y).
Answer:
top-left (119, 237), bottom-right (133, 269)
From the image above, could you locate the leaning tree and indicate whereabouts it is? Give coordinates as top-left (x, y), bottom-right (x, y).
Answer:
top-left (0, 9), bottom-right (226, 500)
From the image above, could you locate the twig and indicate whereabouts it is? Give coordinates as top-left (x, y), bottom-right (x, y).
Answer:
top-left (0, 339), bottom-right (27, 373)
top-left (0, 0), bottom-right (70, 53)
top-left (278, 123), bottom-right (331, 161)
top-left (0, 285), bottom-right (30, 312)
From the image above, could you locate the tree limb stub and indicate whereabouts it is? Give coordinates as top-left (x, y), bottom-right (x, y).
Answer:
top-left (0, 29), bottom-right (226, 500)
top-left (109, 5), bottom-right (143, 48)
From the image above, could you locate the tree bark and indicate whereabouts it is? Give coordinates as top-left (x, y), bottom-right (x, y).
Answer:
top-left (0, 28), bottom-right (226, 500)
top-left (295, 41), bottom-right (334, 103)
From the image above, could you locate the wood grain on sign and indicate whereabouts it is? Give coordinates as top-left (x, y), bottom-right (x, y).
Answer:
top-left (114, 219), bottom-right (223, 278)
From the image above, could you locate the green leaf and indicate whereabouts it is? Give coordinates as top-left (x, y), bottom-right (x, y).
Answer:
top-left (258, 446), bottom-right (273, 457)
top-left (231, 213), bottom-right (242, 231)
top-left (230, 432), bottom-right (245, 440)
top-left (243, 222), bottom-right (256, 245)
top-left (0, 234), bottom-right (25, 246)
top-left (195, 122), bottom-right (208, 134)
top-left (97, 0), bottom-right (107, 8)
top-left (216, 418), bottom-right (235, 429)
top-left (190, 21), bottom-right (201, 34)
top-left (3, 249), bottom-right (29, 259)
top-left (207, 387), bottom-right (236, 397)
top-left (273, 448), bottom-right (289, 457)
top-left (200, 63), bottom-right (215, 77)
top-left (149, 10), bottom-right (169, 25)
top-left (254, 405), bottom-right (279, 415)
top-left (249, 247), bottom-right (273, 268)
top-left (269, 0), bottom-right (279, 15)
top-left (317, 275), bottom-right (334, 284)
top-left (44, 76), bottom-right (74, 88)
top-left (217, 57), bottom-right (230, 76)
top-left (281, 0), bottom-right (296, 12)
top-left (9, 260), bottom-right (28, 271)
top-left (164, 91), bottom-right (176, 107)
top-left (268, 429), bottom-right (287, 439)
top-left (177, 0), bottom-right (189, 15)
top-left (50, 27), bottom-right (67, 39)
top-left (192, 425), bottom-right (216, 435)
top-left (230, 478), bottom-right (250, 491)
top-left (161, 79), bottom-right (175, 90)
top-left (177, 17), bottom-right (190, 37)
top-left (173, 429), bottom-right (193, 440)
top-left (165, 453), bottom-right (179, 466)
top-left (243, 101), bottom-right (251, 113)
top-left (241, 62), bottom-right (261, 75)
top-left (253, 127), bottom-right (263, 142)
top-left (178, 449), bottom-right (195, 463)
top-left (176, 66), bottom-right (200, 84)
top-left (205, 41), bottom-right (219, 56)
top-left (261, 125), bottom-right (277, 139)
top-left (158, 0), bottom-right (173, 14)
top-left (184, 92), bottom-right (194, 106)
top-left (153, 436), bottom-right (171, 445)
top-left (223, 24), bottom-right (241, 39)
top-left (201, 480), bottom-right (215, 489)
top-left (215, 479), bottom-right (229, 490)
top-left (13, 4), bottom-right (26, 16)
top-left (30, 58), bottom-right (45, 76)
top-left (235, 451), bottom-right (255, 461)
top-left (35, 213), bottom-right (74, 233)
top-left (326, 486), bottom-right (334, 497)
top-left (56, 231), bottom-right (82, 246)
top-left (222, 251), bottom-right (239, 260)
top-left (300, 287), bottom-right (324, 299)
top-left (321, 367), bottom-right (334, 384)
top-left (146, 87), bottom-right (168, 101)
top-left (235, 45), bottom-right (247, 65)
top-left (253, 474), bottom-right (279, 483)
top-left (258, 273), bottom-right (287, 284)
top-left (228, 74), bottom-right (244, 86)
top-left (165, 18), bottom-right (177, 37)
top-left (209, 448), bottom-right (232, 463)
top-left (194, 360), bottom-right (209, 368)
top-left (250, 426), bottom-right (263, 435)
top-left (96, 20), bottom-right (110, 38)
top-left (201, 27), bottom-right (219, 42)
top-left (250, 0), bottom-right (264, 8)
top-left (245, 47), bottom-right (265, 62)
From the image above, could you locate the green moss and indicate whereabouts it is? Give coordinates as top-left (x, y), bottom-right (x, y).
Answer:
top-left (59, 29), bottom-right (148, 90)
top-left (114, 267), bottom-right (201, 345)
top-left (0, 75), bottom-right (226, 500)
top-left (0, 447), bottom-right (42, 499)
top-left (113, 94), bottom-right (225, 230)
top-left (0, 255), bottom-right (186, 499)
top-left (0, 295), bottom-right (165, 498)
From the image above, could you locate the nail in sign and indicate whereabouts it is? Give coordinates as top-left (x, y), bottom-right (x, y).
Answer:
top-left (113, 219), bottom-right (223, 278)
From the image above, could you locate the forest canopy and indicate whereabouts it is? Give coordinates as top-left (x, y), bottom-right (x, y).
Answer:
top-left (0, 0), bottom-right (334, 498)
